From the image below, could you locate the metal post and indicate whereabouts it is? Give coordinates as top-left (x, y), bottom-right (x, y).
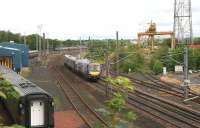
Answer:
top-left (36, 34), bottom-right (38, 51)
top-left (79, 37), bottom-right (82, 58)
top-left (43, 33), bottom-right (46, 55)
top-left (24, 35), bottom-right (26, 46)
top-left (183, 47), bottom-right (189, 99)
top-left (105, 40), bottom-right (110, 97)
top-left (116, 31), bottom-right (119, 76)
top-left (37, 24), bottom-right (42, 60)
top-left (39, 36), bottom-right (41, 54)
top-left (38, 35), bottom-right (42, 61)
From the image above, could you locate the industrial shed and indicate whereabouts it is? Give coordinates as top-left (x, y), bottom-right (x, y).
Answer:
top-left (0, 46), bottom-right (22, 73)
top-left (0, 42), bottom-right (29, 67)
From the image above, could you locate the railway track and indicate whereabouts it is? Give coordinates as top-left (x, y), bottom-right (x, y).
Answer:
top-left (145, 73), bottom-right (200, 100)
top-left (49, 55), bottom-right (200, 128)
top-left (117, 72), bottom-right (200, 104)
top-left (121, 73), bottom-right (184, 97)
top-left (108, 72), bottom-right (184, 99)
top-left (51, 66), bottom-right (108, 128)
top-left (128, 72), bottom-right (200, 104)
top-left (97, 78), bottom-right (200, 128)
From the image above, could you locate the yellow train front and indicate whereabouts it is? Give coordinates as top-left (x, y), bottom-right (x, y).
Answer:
top-left (87, 63), bottom-right (101, 81)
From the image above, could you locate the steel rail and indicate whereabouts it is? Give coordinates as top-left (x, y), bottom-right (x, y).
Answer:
top-left (54, 67), bottom-right (108, 127)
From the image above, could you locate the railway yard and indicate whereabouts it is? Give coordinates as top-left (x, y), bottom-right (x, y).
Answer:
top-left (0, 50), bottom-right (199, 128)
top-left (27, 53), bottom-right (166, 128)
top-left (0, 1), bottom-right (200, 128)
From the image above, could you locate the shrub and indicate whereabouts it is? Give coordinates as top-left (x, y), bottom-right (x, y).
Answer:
top-left (0, 80), bottom-right (19, 99)
top-left (152, 60), bottom-right (163, 75)
top-left (96, 76), bottom-right (137, 128)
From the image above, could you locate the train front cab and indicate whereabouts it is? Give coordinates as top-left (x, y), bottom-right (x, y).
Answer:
top-left (20, 94), bottom-right (54, 128)
top-left (87, 63), bottom-right (101, 81)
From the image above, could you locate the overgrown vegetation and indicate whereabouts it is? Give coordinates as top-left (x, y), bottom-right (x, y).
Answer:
top-left (150, 43), bottom-right (200, 73)
top-left (96, 76), bottom-right (137, 128)
top-left (1, 125), bottom-right (25, 128)
top-left (117, 44), bottom-right (144, 73)
top-left (85, 40), bottom-right (145, 73)
top-left (0, 78), bottom-right (23, 127)
top-left (85, 38), bottom-right (200, 74)
top-left (0, 80), bottom-right (20, 99)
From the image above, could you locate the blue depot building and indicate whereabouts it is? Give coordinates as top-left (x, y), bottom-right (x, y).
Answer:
top-left (0, 42), bottom-right (29, 73)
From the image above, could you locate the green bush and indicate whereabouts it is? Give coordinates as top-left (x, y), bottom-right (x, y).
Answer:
top-left (0, 80), bottom-right (19, 99)
top-left (0, 91), bottom-right (7, 99)
top-left (152, 60), bottom-right (163, 75)
top-left (96, 76), bottom-right (137, 128)
top-left (2, 125), bottom-right (25, 128)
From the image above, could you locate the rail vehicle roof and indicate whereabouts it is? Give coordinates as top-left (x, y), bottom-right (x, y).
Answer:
top-left (89, 62), bottom-right (100, 65)
top-left (64, 54), bottom-right (77, 61)
top-left (64, 54), bottom-right (93, 65)
top-left (56, 46), bottom-right (87, 51)
top-left (0, 65), bottom-right (49, 97)
top-left (76, 59), bottom-right (90, 64)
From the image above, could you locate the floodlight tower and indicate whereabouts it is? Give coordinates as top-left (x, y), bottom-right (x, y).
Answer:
top-left (173, 0), bottom-right (193, 44)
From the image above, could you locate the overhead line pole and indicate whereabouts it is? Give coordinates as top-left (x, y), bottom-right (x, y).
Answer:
top-left (23, 34), bottom-right (26, 46)
top-left (183, 47), bottom-right (189, 100)
top-left (80, 37), bottom-right (82, 58)
top-left (36, 34), bottom-right (38, 51)
top-left (116, 31), bottom-right (119, 76)
top-left (105, 40), bottom-right (110, 97)
top-left (43, 33), bottom-right (46, 56)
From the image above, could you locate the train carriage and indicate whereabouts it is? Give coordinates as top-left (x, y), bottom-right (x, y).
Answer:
top-left (0, 66), bottom-right (54, 128)
top-left (64, 54), bottom-right (101, 81)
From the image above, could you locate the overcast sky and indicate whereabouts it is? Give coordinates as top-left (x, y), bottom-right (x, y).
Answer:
top-left (0, 0), bottom-right (199, 40)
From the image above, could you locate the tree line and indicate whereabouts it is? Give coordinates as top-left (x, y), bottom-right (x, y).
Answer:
top-left (0, 31), bottom-right (83, 50)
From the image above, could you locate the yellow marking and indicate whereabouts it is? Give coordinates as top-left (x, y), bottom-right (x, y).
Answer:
top-left (89, 72), bottom-right (100, 76)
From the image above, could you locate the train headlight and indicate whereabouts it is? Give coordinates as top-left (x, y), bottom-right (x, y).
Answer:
top-left (19, 103), bottom-right (23, 109)
top-left (52, 101), bottom-right (55, 106)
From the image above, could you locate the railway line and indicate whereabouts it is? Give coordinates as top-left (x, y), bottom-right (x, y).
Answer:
top-left (122, 72), bottom-right (200, 104)
top-left (51, 66), bottom-right (108, 128)
top-left (47, 54), bottom-right (200, 128)
top-left (144, 73), bottom-right (200, 100)
top-left (130, 89), bottom-right (200, 128)
top-left (97, 76), bottom-right (200, 128)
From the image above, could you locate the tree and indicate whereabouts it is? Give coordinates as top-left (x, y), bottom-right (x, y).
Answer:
top-left (96, 76), bottom-right (137, 128)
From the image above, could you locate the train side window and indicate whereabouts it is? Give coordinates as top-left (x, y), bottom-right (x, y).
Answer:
top-left (40, 102), bottom-right (43, 106)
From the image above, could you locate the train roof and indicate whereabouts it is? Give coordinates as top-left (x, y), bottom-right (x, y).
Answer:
top-left (0, 66), bottom-right (49, 97)
top-left (64, 54), bottom-right (90, 64)
top-left (76, 59), bottom-right (90, 64)
top-left (64, 54), bottom-right (77, 61)
top-left (89, 63), bottom-right (100, 65)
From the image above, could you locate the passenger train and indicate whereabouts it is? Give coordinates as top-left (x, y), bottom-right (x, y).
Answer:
top-left (0, 65), bottom-right (54, 128)
top-left (64, 54), bottom-right (101, 81)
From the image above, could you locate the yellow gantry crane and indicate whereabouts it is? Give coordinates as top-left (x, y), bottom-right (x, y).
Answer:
top-left (137, 21), bottom-right (176, 50)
